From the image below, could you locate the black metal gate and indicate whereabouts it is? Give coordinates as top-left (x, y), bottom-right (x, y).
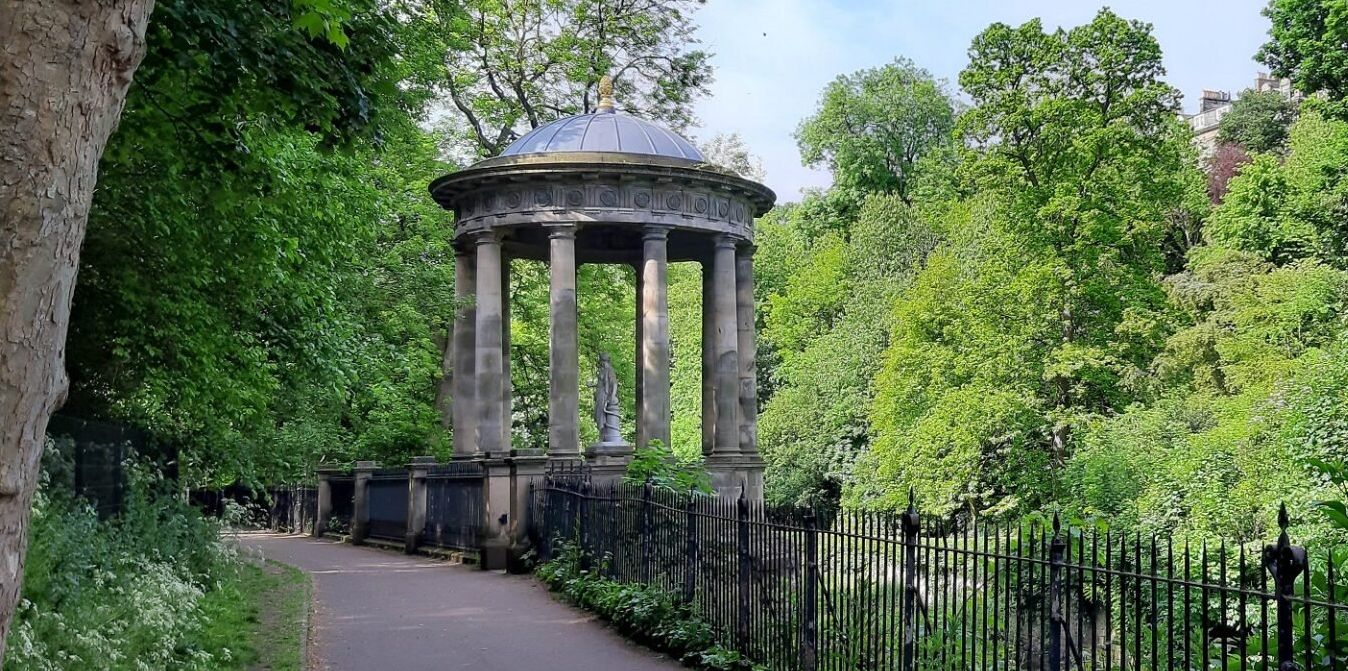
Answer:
top-left (367, 469), bottom-right (409, 542)
top-left (328, 476), bottom-right (355, 533)
top-left (423, 461), bottom-right (485, 551)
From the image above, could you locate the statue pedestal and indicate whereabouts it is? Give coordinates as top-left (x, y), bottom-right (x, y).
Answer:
top-left (706, 453), bottom-right (765, 501)
top-left (586, 440), bottom-right (633, 488)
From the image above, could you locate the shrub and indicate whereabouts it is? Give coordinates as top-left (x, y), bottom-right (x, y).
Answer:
top-left (537, 543), bottom-right (763, 671)
top-left (5, 441), bottom-right (241, 671)
top-left (625, 440), bottom-right (713, 493)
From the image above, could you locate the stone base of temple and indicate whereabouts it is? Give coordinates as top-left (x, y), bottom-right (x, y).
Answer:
top-left (705, 453), bottom-right (765, 500)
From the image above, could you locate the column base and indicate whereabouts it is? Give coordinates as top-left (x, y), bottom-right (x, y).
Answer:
top-left (705, 453), bottom-right (765, 501)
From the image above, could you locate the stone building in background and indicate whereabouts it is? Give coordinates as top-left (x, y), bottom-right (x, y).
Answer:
top-left (1187, 72), bottom-right (1299, 159)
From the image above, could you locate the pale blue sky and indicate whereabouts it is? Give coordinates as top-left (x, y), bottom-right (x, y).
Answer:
top-left (690, 0), bottom-right (1272, 202)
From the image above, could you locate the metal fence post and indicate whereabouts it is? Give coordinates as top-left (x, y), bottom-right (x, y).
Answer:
top-left (801, 509), bottom-right (819, 671)
top-left (737, 487), bottom-right (751, 652)
top-left (641, 479), bottom-right (654, 584)
top-left (579, 480), bottom-right (592, 571)
top-left (683, 492), bottom-right (698, 604)
top-left (900, 489), bottom-right (920, 671)
top-left (1264, 503), bottom-right (1307, 671)
top-left (1049, 514), bottom-right (1066, 671)
top-left (528, 480), bottom-right (539, 559)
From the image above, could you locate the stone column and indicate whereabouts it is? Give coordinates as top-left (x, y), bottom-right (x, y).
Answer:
top-left (501, 256), bottom-right (513, 451)
top-left (736, 246), bottom-right (758, 455)
top-left (314, 470), bottom-right (333, 538)
top-left (474, 233), bottom-right (505, 456)
top-left (452, 248), bottom-right (478, 459)
top-left (712, 236), bottom-right (740, 454)
top-left (701, 260), bottom-right (716, 457)
top-left (404, 456), bottom-right (434, 554)
top-left (351, 460), bottom-right (378, 546)
top-left (640, 227), bottom-right (672, 448)
top-left (634, 266), bottom-right (645, 450)
top-left (548, 225), bottom-right (580, 461)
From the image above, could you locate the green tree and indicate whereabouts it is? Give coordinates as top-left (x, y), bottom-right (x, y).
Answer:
top-left (432, 0), bottom-right (711, 158)
top-left (1217, 89), bottom-right (1299, 153)
top-left (58, 1), bottom-right (449, 483)
top-left (1206, 107), bottom-right (1348, 262)
top-left (757, 195), bottom-right (939, 507)
top-left (856, 10), bottom-right (1206, 515)
top-left (1062, 105), bottom-right (1348, 540)
top-left (795, 59), bottom-right (956, 203)
top-left (1259, 0), bottom-right (1348, 118)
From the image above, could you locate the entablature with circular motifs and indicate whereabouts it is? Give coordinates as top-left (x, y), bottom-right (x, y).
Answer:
top-left (429, 152), bottom-right (776, 263)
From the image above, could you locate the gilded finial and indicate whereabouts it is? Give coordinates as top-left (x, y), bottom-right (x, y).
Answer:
top-left (597, 75), bottom-right (615, 113)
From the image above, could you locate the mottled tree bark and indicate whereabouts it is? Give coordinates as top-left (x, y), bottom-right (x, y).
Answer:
top-left (0, 0), bottom-right (153, 656)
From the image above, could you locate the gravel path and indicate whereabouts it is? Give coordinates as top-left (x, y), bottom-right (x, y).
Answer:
top-left (239, 532), bottom-right (683, 671)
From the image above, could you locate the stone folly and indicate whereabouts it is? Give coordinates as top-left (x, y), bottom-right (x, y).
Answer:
top-left (428, 80), bottom-right (775, 566)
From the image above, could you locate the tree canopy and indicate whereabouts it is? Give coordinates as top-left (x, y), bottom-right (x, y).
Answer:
top-left (432, 0), bottom-right (711, 158)
top-left (795, 59), bottom-right (956, 203)
top-left (1218, 88), bottom-right (1300, 153)
top-left (1259, 0), bottom-right (1348, 119)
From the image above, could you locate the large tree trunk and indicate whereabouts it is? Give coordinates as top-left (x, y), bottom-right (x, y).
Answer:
top-left (0, 0), bottom-right (153, 657)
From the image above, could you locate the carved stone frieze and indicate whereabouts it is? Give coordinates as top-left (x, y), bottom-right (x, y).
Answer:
top-left (448, 177), bottom-right (758, 242)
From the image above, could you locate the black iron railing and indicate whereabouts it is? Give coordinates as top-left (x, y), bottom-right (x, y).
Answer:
top-left (266, 485), bottom-right (317, 534)
top-left (529, 475), bottom-right (1346, 671)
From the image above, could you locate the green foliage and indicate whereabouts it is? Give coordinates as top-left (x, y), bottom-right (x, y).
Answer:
top-left (64, 1), bottom-right (455, 485)
top-left (1204, 108), bottom-right (1348, 263)
top-left (757, 195), bottom-right (938, 507)
top-left (625, 440), bottom-right (712, 493)
top-left (1259, 0), bottom-right (1348, 119)
top-left (1058, 106), bottom-right (1348, 540)
top-left (849, 10), bottom-right (1205, 517)
top-left (795, 59), bottom-right (957, 201)
top-left (537, 544), bottom-right (764, 671)
top-left (1218, 89), bottom-right (1300, 153)
top-left (433, 0), bottom-right (711, 157)
top-left (1206, 154), bottom-right (1304, 259)
top-left (6, 443), bottom-right (242, 670)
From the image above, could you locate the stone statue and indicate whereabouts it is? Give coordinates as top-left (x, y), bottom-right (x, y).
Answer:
top-left (592, 353), bottom-right (623, 444)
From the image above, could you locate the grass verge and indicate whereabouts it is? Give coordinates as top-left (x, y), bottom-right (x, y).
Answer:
top-left (193, 560), bottom-right (310, 670)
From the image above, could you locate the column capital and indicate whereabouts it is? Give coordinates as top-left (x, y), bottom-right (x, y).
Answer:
top-left (470, 230), bottom-right (503, 246)
top-left (642, 225), bottom-right (673, 242)
top-left (546, 223), bottom-right (578, 239)
top-left (736, 242), bottom-right (758, 256)
top-left (713, 234), bottom-right (738, 250)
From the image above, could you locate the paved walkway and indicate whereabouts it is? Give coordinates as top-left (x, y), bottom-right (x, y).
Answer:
top-left (238, 533), bottom-right (682, 671)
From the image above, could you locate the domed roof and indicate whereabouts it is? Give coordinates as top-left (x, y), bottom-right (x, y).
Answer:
top-left (499, 109), bottom-right (705, 162)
